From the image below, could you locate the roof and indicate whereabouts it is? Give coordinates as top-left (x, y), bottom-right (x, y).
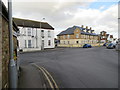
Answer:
top-left (13, 18), bottom-right (54, 30)
top-left (101, 31), bottom-right (107, 33)
top-left (0, 0), bottom-right (19, 32)
top-left (110, 35), bottom-right (113, 38)
top-left (57, 26), bottom-right (98, 36)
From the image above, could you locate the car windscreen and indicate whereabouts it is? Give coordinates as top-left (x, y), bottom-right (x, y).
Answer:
top-left (108, 44), bottom-right (113, 46)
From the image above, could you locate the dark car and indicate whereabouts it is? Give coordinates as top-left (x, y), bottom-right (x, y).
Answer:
top-left (83, 44), bottom-right (92, 48)
top-left (106, 43), bottom-right (116, 49)
top-left (103, 43), bottom-right (107, 46)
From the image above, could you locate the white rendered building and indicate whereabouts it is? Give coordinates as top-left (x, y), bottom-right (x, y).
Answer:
top-left (13, 18), bottom-right (55, 52)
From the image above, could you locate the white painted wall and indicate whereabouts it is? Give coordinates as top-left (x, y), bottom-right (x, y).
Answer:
top-left (17, 26), bottom-right (55, 52)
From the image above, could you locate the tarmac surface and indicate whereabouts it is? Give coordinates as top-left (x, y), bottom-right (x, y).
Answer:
top-left (18, 47), bottom-right (118, 88)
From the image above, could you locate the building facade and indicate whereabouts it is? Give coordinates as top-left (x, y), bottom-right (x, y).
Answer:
top-left (100, 31), bottom-right (108, 43)
top-left (100, 31), bottom-right (114, 43)
top-left (57, 25), bottom-right (99, 47)
top-left (13, 18), bottom-right (55, 52)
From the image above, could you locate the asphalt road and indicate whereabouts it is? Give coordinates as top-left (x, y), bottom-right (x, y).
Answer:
top-left (18, 47), bottom-right (118, 88)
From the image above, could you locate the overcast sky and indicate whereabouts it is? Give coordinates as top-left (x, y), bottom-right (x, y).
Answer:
top-left (2, 0), bottom-right (119, 38)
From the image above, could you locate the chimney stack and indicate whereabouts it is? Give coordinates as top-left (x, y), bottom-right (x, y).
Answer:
top-left (81, 25), bottom-right (84, 28)
top-left (90, 27), bottom-right (92, 30)
top-left (86, 26), bottom-right (88, 29)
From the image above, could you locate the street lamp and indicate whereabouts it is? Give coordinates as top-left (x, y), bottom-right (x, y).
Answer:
top-left (40, 18), bottom-right (45, 50)
top-left (8, 0), bottom-right (17, 88)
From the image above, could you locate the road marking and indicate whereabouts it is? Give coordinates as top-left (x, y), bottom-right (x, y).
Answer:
top-left (33, 63), bottom-right (59, 90)
top-left (41, 67), bottom-right (59, 89)
top-left (33, 63), bottom-right (54, 89)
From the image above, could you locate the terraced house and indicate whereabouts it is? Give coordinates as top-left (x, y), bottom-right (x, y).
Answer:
top-left (57, 25), bottom-right (99, 47)
top-left (13, 18), bottom-right (54, 52)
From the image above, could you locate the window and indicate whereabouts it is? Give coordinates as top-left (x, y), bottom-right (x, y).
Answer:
top-left (25, 40), bottom-right (27, 48)
top-left (76, 30), bottom-right (79, 32)
top-left (24, 29), bottom-right (26, 35)
top-left (68, 41), bottom-right (70, 44)
top-left (102, 32), bottom-right (104, 35)
top-left (28, 28), bottom-right (31, 36)
top-left (64, 35), bottom-right (66, 39)
top-left (103, 36), bottom-right (106, 38)
top-left (48, 40), bottom-right (51, 46)
top-left (68, 35), bottom-right (70, 39)
top-left (28, 40), bottom-right (32, 48)
top-left (76, 34), bottom-right (79, 38)
top-left (48, 31), bottom-right (51, 37)
top-left (76, 41), bottom-right (79, 44)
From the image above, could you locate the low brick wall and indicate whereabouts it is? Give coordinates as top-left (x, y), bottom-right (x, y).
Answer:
top-left (1, 16), bottom-right (18, 89)
top-left (2, 17), bottom-right (9, 88)
top-left (58, 43), bottom-right (103, 47)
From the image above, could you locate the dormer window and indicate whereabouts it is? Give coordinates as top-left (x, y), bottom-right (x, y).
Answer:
top-left (68, 35), bottom-right (70, 39)
top-left (76, 34), bottom-right (79, 38)
top-left (76, 29), bottom-right (79, 32)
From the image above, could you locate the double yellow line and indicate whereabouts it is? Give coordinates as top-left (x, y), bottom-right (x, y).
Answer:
top-left (33, 63), bottom-right (59, 90)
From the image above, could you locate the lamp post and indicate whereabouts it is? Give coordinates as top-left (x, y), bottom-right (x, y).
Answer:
top-left (8, 0), bottom-right (17, 88)
top-left (40, 18), bottom-right (45, 50)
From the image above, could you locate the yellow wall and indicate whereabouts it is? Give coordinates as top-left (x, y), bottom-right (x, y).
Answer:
top-left (57, 28), bottom-right (100, 47)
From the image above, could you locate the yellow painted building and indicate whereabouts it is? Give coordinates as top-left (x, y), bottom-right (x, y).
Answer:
top-left (57, 25), bottom-right (100, 47)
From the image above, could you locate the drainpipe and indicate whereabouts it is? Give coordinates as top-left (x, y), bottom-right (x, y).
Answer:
top-left (8, 0), bottom-right (17, 88)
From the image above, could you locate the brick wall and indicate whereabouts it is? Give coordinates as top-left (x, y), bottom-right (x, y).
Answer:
top-left (2, 17), bottom-right (9, 88)
top-left (1, 17), bottom-right (18, 89)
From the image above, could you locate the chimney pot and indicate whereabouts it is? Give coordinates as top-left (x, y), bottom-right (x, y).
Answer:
top-left (86, 26), bottom-right (88, 29)
top-left (81, 25), bottom-right (84, 28)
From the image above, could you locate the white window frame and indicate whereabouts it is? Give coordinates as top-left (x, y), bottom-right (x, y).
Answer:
top-left (28, 28), bottom-right (31, 36)
top-left (48, 31), bottom-right (51, 38)
top-left (68, 35), bottom-right (70, 39)
top-left (76, 34), bottom-right (79, 38)
top-left (28, 40), bottom-right (32, 48)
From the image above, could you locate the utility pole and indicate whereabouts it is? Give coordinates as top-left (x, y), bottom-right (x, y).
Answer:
top-left (8, 0), bottom-right (17, 88)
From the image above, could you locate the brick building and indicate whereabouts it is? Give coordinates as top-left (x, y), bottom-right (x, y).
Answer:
top-left (57, 25), bottom-right (99, 47)
top-left (0, 1), bottom-right (19, 88)
top-left (100, 31), bottom-right (109, 43)
top-left (100, 31), bottom-right (114, 43)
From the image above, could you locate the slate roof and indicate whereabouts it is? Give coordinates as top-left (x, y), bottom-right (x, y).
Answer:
top-left (13, 18), bottom-right (54, 30)
top-left (57, 26), bottom-right (98, 36)
top-left (101, 31), bottom-right (106, 33)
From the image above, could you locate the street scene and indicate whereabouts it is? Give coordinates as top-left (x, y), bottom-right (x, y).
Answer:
top-left (18, 47), bottom-right (118, 88)
top-left (0, 0), bottom-right (120, 89)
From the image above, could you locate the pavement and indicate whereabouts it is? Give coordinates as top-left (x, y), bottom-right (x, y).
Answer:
top-left (18, 47), bottom-right (118, 88)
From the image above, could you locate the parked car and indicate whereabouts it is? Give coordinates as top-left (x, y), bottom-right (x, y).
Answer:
top-left (103, 43), bottom-right (107, 46)
top-left (83, 44), bottom-right (92, 48)
top-left (106, 43), bottom-right (116, 49)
